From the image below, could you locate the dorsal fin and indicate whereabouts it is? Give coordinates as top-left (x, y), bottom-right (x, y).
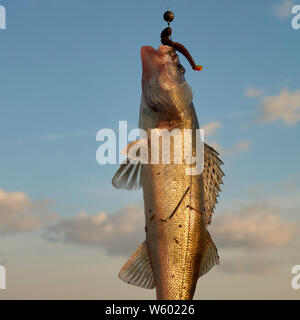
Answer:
top-left (203, 143), bottom-right (225, 225)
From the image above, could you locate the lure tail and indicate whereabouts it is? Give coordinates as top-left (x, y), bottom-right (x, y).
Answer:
top-left (160, 27), bottom-right (203, 71)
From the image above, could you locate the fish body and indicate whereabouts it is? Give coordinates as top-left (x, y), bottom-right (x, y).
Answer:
top-left (143, 161), bottom-right (206, 299)
top-left (113, 45), bottom-right (224, 300)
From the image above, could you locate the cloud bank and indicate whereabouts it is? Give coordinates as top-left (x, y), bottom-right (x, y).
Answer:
top-left (2, 185), bottom-right (299, 276)
top-left (0, 188), bottom-right (44, 233)
top-left (44, 205), bottom-right (145, 256)
top-left (272, 0), bottom-right (294, 19)
top-left (201, 122), bottom-right (222, 137)
top-left (259, 89), bottom-right (300, 126)
top-left (213, 204), bottom-right (297, 249)
top-left (245, 87), bottom-right (264, 98)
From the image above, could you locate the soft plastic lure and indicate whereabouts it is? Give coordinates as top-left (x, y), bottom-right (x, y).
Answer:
top-left (160, 10), bottom-right (203, 71)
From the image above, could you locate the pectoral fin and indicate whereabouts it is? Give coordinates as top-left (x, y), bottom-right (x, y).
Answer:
top-left (119, 241), bottom-right (155, 289)
top-left (112, 139), bottom-right (148, 190)
top-left (112, 161), bottom-right (142, 190)
top-left (198, 230), bottom-right (219, 278)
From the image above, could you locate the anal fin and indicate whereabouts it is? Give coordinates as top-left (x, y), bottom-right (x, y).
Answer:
top-left (119, 241), bottom-right (155, 289)
top-left (198, 229), bottom-right (219, 278)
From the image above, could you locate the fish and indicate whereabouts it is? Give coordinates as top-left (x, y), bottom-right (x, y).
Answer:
top-left (112, 45), bottom-right (224, 300)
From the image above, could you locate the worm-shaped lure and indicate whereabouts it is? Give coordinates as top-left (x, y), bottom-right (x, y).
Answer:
top-left (161, 27), bottom-right (203, 71)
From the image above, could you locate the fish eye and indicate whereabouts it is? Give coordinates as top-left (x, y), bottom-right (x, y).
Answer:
top-left (177, 64), bottom-right (185, 74)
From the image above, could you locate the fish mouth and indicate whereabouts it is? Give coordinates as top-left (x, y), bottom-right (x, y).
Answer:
top-left (141, 46), bottom-right (162, 81)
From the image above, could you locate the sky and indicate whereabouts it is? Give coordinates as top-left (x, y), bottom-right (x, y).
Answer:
top-left (0, 0), bottom-right (300, 299)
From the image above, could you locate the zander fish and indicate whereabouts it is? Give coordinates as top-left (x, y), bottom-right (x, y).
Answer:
top-left (112, 45), bottom-right (224, 300)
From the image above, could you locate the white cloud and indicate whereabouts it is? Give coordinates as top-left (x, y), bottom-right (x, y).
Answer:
top-left (201, 122), bottom-right (222, 137)
top-left (0, 188), bottom-right (54, 233)
top-left (245, 87), bottom-right (264, 98)
top-left (0, 188), bottom-right (33, 213)
top-left (200, 121), bottom-right (250, 157)
top-left (210, 140), bottom-right (251, 157)
top-left (44, 205), bottom-right (145, 256)
top-left (272, 0), bottom-right (294, 19)
top-left (213, 204), bottom-right (297, 249)
top-left (226, 140), bottom-right (251, 155)
top-left (258, 89), bottom-right (300, 126)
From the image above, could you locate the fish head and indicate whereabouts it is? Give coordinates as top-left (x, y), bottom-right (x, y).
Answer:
top-left (140, 45), bottom-right (194, 125)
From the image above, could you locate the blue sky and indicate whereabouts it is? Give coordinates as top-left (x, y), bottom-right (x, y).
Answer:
top-left (0, 0), bottom-right (300, 299)
top-left (0, 0), bottom-right (299, 214)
